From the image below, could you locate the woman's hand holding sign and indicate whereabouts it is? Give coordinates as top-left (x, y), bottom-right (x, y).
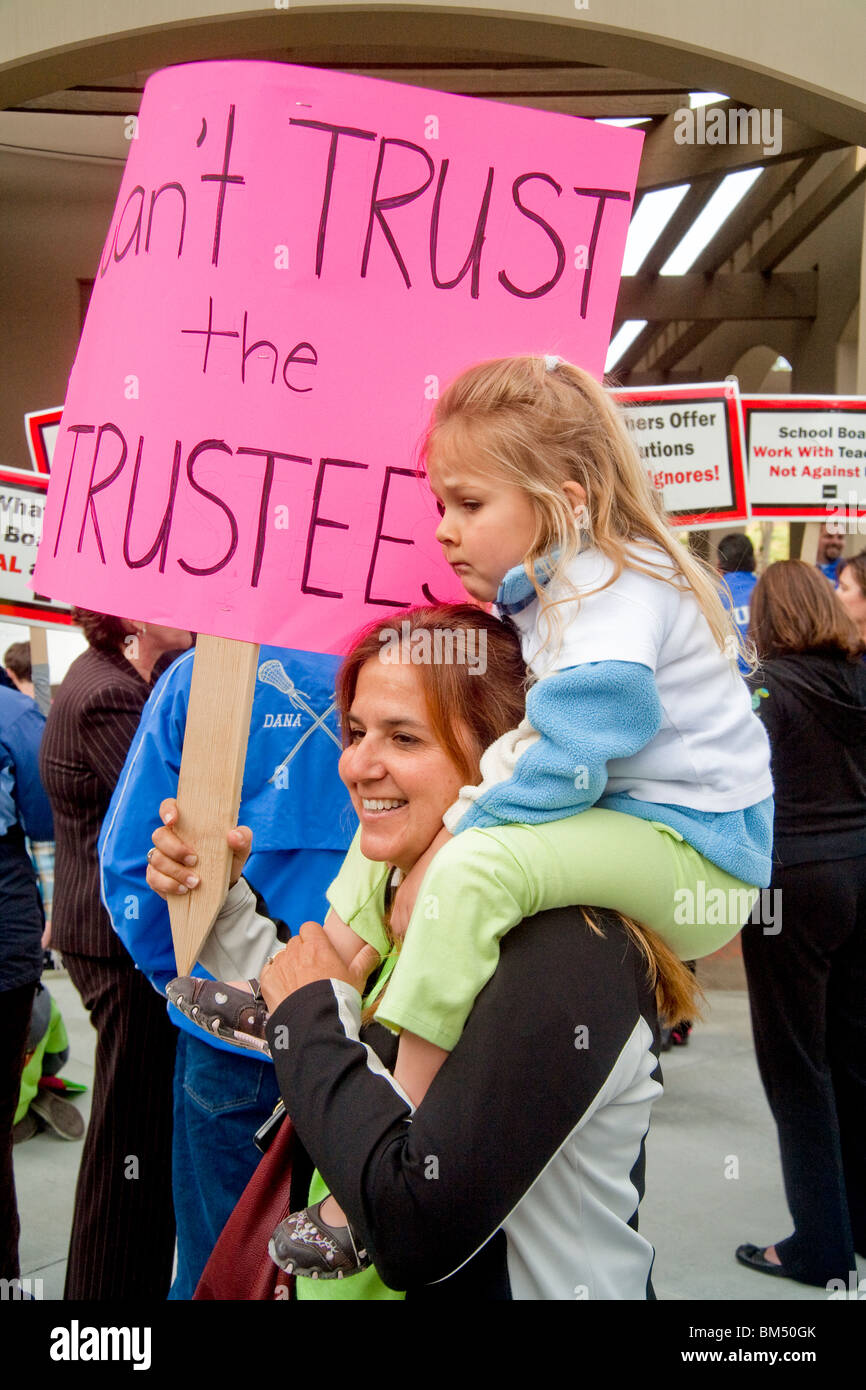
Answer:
top-left (146, 796), bottom-right (252, 899)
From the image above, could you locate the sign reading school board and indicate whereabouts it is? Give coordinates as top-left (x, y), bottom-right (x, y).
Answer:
top-left (32, 63), bottom-right (643, 651)
top-left (743, 394), bottom-right (866, 523)
top-left (610, 382), bottom-right (748, 528)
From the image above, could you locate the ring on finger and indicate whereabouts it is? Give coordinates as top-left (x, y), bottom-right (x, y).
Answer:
top-left (147, 847), bottom-right (156, 862)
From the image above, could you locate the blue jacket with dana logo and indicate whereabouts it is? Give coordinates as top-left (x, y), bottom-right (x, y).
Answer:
top-left (719, 569), bottom-right (758, 675)
top-left (99, 644), bottom-right (356, 1056)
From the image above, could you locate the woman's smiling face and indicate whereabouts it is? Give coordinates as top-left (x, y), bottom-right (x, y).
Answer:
top-left (338, 657), bottom-right (468, 874)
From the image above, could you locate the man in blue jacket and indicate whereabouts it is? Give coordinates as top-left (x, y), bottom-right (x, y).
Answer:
top-left (99, 643), bottom-right (354, 1298)
top-left (816, 523), bottom-right (845, 584)
top-left (0, 680), bottom-right (53, 1282)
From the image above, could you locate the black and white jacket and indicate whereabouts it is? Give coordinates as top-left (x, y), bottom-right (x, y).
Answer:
top-left (268, 905), bottom-right (662, 1300)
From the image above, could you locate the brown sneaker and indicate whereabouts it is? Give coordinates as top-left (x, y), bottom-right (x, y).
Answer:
top-left (29, 1092), bottom-right (84, 1141)
top-left (166, 977), bottom-right (271, 1055)
top-left (269, 1203), bottom-right (370, 1280)
top-left (13, 1112), bottom-right (39, 1145)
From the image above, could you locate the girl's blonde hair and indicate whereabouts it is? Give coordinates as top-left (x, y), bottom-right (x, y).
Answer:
top-left (423, 355), bottom-right (744, 664)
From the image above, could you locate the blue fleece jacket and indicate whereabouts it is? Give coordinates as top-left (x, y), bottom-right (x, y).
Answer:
top-left (455, 563), bottom-right (773, 887)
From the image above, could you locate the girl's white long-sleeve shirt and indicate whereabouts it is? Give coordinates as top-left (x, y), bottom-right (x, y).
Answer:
top-left (445, 543), bottom-right (774, 887)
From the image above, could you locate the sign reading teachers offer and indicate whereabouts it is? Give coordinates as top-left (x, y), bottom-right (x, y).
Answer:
top-left (743, 394), bottom-right (866, 523)
top-left (33, 63), bottom-right (642, 653)
top-left (610, 382), bottom-right (748, 527)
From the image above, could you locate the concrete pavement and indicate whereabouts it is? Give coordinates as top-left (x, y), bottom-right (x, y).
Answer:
top-left (12, 957), bottom-right (863, 1302)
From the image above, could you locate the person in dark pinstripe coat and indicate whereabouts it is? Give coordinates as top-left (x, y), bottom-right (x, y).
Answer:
top-left (39, 610), bottom-right (191, 1300)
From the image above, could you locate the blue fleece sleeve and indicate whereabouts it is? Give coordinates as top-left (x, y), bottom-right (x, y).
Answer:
top-left (98, 655), bottom-right (191, 990)
top-left (455, 661), bottom-right (663, 832)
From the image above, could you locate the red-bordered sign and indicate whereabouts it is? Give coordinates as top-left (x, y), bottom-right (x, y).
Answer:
top-left (742, 394), bottom-right (866, 522)
top-left (609, 381), bottom-right (749, 528)
top-left (23, 406), bottom-right (63, 476)
top-left (0, 468), bottom-right (72, 627)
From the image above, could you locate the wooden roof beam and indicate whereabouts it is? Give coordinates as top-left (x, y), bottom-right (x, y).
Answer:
top-left (690, 154), bottom-right (822, 272)
top-left (638, 103), bottom-right (843, 191)
top-left (617, 270), bottom-right (816, 321)
top-left (611, 321), bottom-right (667, 375)
top-left (749, 146), bottom-right (866, 271)
top-left (647, 321), bottom-right (718, 374)
top-left (637, 178), bottom-right (723, 277)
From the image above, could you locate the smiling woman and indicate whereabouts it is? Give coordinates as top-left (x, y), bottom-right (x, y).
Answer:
top-left (151, 602), bottom-right (703, 1298)
top-left (335, 606), bottom-right (526, 872)
top-left (340, 663), bottom-right (465, 874)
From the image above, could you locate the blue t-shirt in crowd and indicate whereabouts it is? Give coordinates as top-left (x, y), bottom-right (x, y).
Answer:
top-left (817, 558), bottom-right (841, 584)
top-left (719, 569), bottom-right (758, 675)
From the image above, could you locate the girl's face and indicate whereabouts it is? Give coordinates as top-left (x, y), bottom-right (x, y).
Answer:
top-left (338, 658), bottom-right (468, 874)
top-left (837, 566), bottom-right (866, 636)
top-left (428, 452), bottom-right (539, 603)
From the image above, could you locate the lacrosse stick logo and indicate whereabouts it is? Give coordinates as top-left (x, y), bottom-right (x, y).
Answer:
top-left (258, 659), bottom-right (341, 785)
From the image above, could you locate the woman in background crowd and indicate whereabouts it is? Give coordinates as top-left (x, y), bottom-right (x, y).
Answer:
top-left (836, 550), bottom-right (866, 644)
top-left (737, 561), bottom-right (866, 1287)
top-left (39, 610), bottom-right (191, 1300)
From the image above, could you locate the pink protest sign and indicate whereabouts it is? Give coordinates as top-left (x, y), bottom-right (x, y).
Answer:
top-left (33, 62), bottom-right (642, 653)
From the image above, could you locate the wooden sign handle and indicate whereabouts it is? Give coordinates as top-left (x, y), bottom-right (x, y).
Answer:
top-left (28, 626), bottom-right (52, 716)
top-left (168, 634), bottom-right (259, 974)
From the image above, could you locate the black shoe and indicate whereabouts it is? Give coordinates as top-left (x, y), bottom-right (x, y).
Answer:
top-left (735, 1243), bottom-right (790, 1279)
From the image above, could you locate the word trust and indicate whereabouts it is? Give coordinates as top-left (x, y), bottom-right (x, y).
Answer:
top-left (50, 1320), bottom-right (151, 1370)
top-left (378, 620), bottom-right (487, 675)
top-left (674, 885), bottom-right (781, 935)
top-left (674, 106), bottom-right (782, 158)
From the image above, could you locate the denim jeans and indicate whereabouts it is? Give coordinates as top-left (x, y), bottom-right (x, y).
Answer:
top-left (168, 1030), bottom-right (281, 1300)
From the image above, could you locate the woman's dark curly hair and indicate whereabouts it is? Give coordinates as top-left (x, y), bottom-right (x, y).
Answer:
top-left (71, 608), bottom-right (131, 654)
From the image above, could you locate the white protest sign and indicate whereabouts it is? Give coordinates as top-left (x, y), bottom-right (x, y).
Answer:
top-left (0, 468), bottom-right (72, 628)
top-left (743, 394), bottom-right (866, 526)
top-left (610, 382), bottom-right (748, 527)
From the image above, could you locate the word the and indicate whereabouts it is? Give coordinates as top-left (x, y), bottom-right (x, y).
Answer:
top-left (378, 620), bottom-right (487, 674)
top-left (181, 297), bottom-right (317, 391)
top-left (49, 1320), bottom-right (152, 1371)
top-left (673, 106), bottom-right (782, 158)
